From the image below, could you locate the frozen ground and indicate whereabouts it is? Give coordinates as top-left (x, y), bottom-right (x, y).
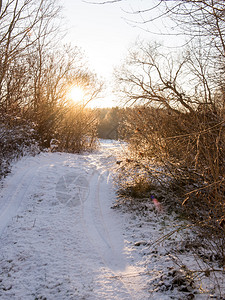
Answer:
top-left (0, 140), bottom-right (224, 299)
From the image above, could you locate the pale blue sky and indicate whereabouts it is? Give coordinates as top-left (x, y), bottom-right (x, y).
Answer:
top-left (62, 1), bottom-right (147, 77)
top-left (61, 0), bottom-right (181, 107)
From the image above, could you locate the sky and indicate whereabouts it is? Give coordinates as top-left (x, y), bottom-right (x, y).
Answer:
top-left (61, 0), bottom-right (181, 107)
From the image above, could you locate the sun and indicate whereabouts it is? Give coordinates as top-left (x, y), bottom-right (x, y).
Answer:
top-left (68, 86), bottom-right (85, 103)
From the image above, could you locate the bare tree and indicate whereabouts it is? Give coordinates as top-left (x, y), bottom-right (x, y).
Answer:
top-left (0, 0), bottom-right (102, 153)
top-left (0, 0), bottom-right (61, 112)
top-left (26, 44), bottom-right (102, 147)
top-left (115, 40), bottom-right (218, 113)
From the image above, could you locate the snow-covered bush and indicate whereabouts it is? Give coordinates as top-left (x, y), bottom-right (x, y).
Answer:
top-left (0, 116), bottom-right (40, 178)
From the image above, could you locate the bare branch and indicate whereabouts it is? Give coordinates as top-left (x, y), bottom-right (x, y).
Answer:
top-left (82, 0), bottom-right (122, 4)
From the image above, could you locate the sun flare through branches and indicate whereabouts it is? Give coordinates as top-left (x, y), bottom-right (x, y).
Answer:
top-left (68, 86), bottom-right (85, 104)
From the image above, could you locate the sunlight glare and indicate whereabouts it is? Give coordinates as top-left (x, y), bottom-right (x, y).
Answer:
top-left (68, 86), bottom-right (85, 103)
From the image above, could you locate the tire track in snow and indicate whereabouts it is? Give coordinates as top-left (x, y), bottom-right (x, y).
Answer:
top-left (0, 164), bottom-right (40, 236)
top-left (95, 170), bottom-right (150, 300)
top-left (0, 158), bottom-right (63, 237)
top-left (80, 167), bottom-right (140, 300)
top-left (95, 171), bottom-right (138, 300)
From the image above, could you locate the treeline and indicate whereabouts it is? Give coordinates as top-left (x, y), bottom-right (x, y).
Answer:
top-left (0, 0), bottom-right (101, 177)
top-left (96, 107), bottom-right (123, 140)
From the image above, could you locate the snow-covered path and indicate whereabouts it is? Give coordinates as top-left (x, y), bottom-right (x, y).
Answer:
top-left (1, 140), bottom-right (223, 299)
top-left (0, 141), bottom-right (150, 300)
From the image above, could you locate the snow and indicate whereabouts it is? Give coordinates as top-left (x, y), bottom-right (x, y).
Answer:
top-left (0, 140), bottom-right (224, 299)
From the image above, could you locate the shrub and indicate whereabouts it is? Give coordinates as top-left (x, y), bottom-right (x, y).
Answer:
top-left (0, 114), bottom-right (40, 178)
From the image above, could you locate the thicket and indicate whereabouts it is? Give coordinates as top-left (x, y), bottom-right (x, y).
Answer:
top-left (0, 0), bottom-right (101, 177)
top-left (112, 0), bottom-right (225, 296)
